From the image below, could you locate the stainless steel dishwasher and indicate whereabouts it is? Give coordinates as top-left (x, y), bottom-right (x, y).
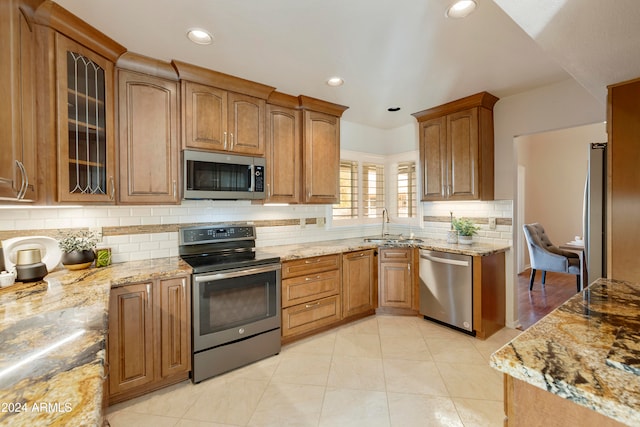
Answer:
top-left (419, 249), bottom-right (474, 334)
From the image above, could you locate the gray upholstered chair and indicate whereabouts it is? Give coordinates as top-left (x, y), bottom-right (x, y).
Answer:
top-left (522, 223), bottom-right (581, 292)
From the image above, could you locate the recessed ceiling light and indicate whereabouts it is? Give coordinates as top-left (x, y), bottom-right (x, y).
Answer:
top-left (387, 107), bottom-right (401, 112)
top-left (187, 28), bottom-right (213, 45)
top-left (446, 0), bottom-right (477, 18)
top-left (326, 77), bottom-right (344, 87)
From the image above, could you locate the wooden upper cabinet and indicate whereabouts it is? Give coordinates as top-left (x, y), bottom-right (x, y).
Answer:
top-left (448, 108), bottom-right (479, 199)
top-left (299, 96), bottom-right (349, 204)
top-left (116, 53), bottom-right (179, 204)
top-left (413, 92), bottom-right (498, 201)
top-left (419, 117), bottom-right (447, 200)
top-left (182, 81), bottom-right (227, 151)
top-left (303, 111), bottom-right (340, 203)
top-left (228, 92), bottom-right (265, 155)
top-left (181, 82), bottom-right (264, 155)
top-left (0, 0), bottom-right (40, 202)
top-left (55, 33), bottom-right (117, 203)
top-left (265, 92), bottom-right (301, 203)
top-left (34, 0), bottom-right (126, 204)
top-left (173, 60), bottom-right (274, 156)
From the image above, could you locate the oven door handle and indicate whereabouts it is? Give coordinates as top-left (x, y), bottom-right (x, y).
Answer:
top-left (194, 264), bottom-right (281, 282)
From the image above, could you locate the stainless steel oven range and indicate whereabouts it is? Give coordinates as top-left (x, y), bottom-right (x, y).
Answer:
top-left (179, 224), bottom-right (281, 383)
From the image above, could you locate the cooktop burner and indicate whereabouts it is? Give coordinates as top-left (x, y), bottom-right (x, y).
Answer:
top-left (181, 251), bottom-right (280, 274)
top-left (178, 224), bottom-right (280, 274)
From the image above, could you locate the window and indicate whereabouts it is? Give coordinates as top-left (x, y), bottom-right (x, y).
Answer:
top-left (333, 159), bottom-right (384, 221)
top-left (362, 163), bottom-right (384, 218)
top-left (333, 160), bottom-right (358, 219)
top-left (397, 161), bottom-right (416, 218)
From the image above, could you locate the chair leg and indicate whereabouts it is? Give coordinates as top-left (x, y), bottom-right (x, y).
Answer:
top-left (542, 271), bottom-right (547, 285)
top-left (576, 274), bottom-right (581, 292)
top-left (529, 269), bottom-right (536, 291)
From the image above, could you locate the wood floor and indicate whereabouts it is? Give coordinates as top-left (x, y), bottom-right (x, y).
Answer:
top-left (517, 268), bottom-right (579, 330)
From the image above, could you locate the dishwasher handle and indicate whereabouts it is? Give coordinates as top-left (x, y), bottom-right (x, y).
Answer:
top-left (420, 253), bottom-right (470, 267)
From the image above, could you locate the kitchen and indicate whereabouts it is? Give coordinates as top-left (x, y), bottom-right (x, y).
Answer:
top-left (2, 0), bottom-right (640, 426)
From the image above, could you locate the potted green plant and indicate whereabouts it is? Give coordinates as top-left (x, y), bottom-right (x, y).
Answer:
top-left (58, 230), bottom-right (99, 270)
top-left (451, 218), bottom-right (480, 245)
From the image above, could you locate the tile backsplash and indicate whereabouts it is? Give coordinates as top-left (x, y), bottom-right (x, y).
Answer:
top-left (0, 199), bottom-right (512, 264)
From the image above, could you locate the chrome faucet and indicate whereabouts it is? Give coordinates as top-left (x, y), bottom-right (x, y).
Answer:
top-left (381, 208), bottom-right (389, 237)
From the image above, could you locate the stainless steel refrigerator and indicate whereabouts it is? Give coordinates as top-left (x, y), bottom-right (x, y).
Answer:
top-left (583, 142), bottom-right (607, 285)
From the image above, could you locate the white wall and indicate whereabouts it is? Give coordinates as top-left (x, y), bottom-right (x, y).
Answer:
top-left (341, 121), bottom-right (418, 155)
top-left (493, 78), bottom-right (605, 200)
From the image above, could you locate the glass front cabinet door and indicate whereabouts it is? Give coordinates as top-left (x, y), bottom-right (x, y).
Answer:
top-left (56, 33), bottom-right (116, 203)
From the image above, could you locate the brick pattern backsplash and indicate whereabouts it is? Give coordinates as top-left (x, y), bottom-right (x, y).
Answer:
top-left (0, 199), bottom-right (512, 264)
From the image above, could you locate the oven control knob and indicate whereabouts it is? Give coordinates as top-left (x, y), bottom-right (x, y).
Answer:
top-left (238, 328), bottom-right (245, 335)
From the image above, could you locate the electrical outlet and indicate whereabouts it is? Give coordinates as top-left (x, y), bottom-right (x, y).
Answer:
top-left (90, 226), bottom-right (103, 241)
top-left (488, 217), bottom-right (496, 230)
top-left (300, 218), bottom-right (306, 229)
top-left (317, 217), bottom-right (325, 226)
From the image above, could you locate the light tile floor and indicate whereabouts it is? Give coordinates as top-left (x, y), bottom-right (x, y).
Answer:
top-left (106, 315), bottom-right (520, 427)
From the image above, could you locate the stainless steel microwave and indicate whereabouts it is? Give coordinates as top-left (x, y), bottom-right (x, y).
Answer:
top-left (183, 150), bottom-right (265, 200)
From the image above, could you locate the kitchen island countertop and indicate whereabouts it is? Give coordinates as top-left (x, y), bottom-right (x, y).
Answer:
top-left (0, 257), bottom-right (190, 427)
top-left (490, 278), bottom-right (640, 426)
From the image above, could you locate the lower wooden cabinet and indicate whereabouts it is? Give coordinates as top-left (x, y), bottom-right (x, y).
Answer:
top-left (342, 249), bottom-right (377, 318)
top-left (473, 252), bottom-right (506, 339)
top-left (107, 275), bottom-right (191, 404)
top-left (282, 295), bottom-right (341, 338)
top-left (378, 247), bottom-right (417, 314)
top-left (281, 254), bottom-right (342, 341)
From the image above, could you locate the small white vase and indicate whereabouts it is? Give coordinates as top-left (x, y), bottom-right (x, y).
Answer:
top-left (458, 235), bottom-right (473, 245)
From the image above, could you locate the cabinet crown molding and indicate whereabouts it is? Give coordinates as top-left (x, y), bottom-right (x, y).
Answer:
top-left (412, 91), bottom-right (499, 122)
top-left (267, 91), bottom-right (300, 109)
top-left (298, 95), bottom-right (349, 117)
top-left (34, 0), bottom-right (126, 62)
top-left (171, 60), bottom-right (275, 99)
top-left (116, 52), bottom-right (178, 81)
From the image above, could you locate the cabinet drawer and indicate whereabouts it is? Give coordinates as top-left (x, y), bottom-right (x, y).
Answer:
top-left (282, 269), bottom-right (340, 308)
top-left (282, 254), bottom-right (340, 278)
top-left (380, 248), bottom-right (412, 262)
top-left (282, 295), bottom-right (341, 337)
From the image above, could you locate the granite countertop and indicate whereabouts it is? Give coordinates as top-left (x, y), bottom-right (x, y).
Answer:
top-left (490, 278), bottom-right (640, 426)
top-left (0, 236), bottom-right (507, 426)
top-left (0, 257), bottom-right (191, 427)
top-left (258, 236), bottom-right (510, 260)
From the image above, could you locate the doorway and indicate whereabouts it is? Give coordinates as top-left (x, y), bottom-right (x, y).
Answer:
top-left (514, 122), bottom-right (606, 328)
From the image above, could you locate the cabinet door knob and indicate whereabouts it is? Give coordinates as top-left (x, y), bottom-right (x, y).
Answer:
top-left (230, 133), bottom-right (234, 150)
top-left (173, 180), bottom-right (177, 199)
top-left (146, 284), bottom-right (151, 307)
top-left (223, 131), bottom-right (228, 150)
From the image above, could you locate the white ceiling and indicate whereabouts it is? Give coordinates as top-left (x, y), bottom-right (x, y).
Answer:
top-left (54, 0), bottom-right (640, 130)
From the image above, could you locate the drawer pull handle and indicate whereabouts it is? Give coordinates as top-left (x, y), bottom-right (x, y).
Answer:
top-left (305, 302), bottom-right (321, 309)
top-left (305, 275), bottom-right (321, 281)
top-left (304, 259), bottom-right (321, 264)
